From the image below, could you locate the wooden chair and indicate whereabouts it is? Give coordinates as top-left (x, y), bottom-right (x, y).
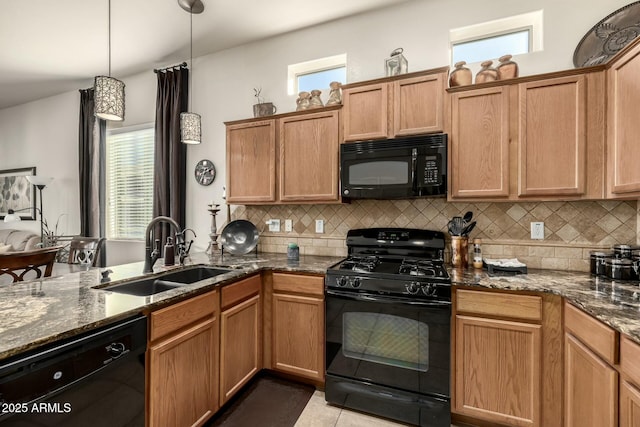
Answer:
top-left (0, 246), bottom-right (62, 283)
top-left (68, 237), bottom-right (106, 267)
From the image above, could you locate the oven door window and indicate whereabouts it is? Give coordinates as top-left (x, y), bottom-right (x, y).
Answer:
top-left (348, 161), bottom-right (409, 186)
top-left (343, 312), bottom-right (428, 372)
top-left (326, 294), bottom-right (450, 396)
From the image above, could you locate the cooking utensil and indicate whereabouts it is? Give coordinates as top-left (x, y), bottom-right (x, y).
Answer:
top-left (220, 220), bottom-right (260, 255)
top-left (463, 211), bottom-right (473, 224)
top-left (461, 221), bottom-right (476, 237)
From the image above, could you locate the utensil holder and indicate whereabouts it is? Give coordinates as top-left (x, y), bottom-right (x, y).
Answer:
top-left (451, 236), bottom-right (469, 268)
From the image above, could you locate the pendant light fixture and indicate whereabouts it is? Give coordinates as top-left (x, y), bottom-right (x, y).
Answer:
top-left (95, 0), bottom-right (125, 121)
top-left (179, 0), bottom-right (204, 144)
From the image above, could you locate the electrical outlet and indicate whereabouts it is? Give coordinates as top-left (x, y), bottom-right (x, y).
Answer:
top-left (268, 219), bottom-right (280, 232)
top-left (315, 219), bottom-right (324, 234)
top-left (531, 222), bottom-right (544, 240)
top-left (284, 219), bottom-right (292, 232)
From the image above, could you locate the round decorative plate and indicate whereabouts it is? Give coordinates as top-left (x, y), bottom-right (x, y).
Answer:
top-left (574, 1), bottom-right (640, 67)
top-left (220, 220), bottom-right (259, 255)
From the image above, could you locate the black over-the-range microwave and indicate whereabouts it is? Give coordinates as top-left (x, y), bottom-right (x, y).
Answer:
top-left (340, 133), bottom-right (447, 199)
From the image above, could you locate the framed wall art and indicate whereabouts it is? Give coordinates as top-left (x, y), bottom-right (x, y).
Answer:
top-left (0, 167), bottom-right (36, 220)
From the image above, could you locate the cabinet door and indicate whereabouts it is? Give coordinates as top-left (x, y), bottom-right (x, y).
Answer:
top-left (518, 75), bottom-right (586, 196)
top-left (621, 380), bottom-right (640, 427)
top-left (148, 318), bottom-right (218, 427)
top-left (608, 40), bottom-right (640, 196)
top-left (226, 120), bottom-right (276, 203)
top-left (455, 315), bottom-right (541, 427)
top-left (342, 83), bottom-right (389, 141)
top-left (450, 87), bottom-right (510, 198)
top-left (272, 293), bottom-right (324, 381)
top-left (279, 110), bottom-right (339, 202)
top-left (220, 294), bottom-right (261, 405)
top-left (565, 333), bottom-right (617, 427)
top-left (393, 73), bottom-right (444, 136)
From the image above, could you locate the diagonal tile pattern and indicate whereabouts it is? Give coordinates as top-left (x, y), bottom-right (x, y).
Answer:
top-left (233, 200), bottom-right (637, 271)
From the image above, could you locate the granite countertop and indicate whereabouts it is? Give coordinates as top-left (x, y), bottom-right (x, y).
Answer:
top-left (0, 252), bottom-right (342, 361)
top-left (3, 252), bottom-right (640, 362)
top-left (451, 268), bottom-right (640, 344)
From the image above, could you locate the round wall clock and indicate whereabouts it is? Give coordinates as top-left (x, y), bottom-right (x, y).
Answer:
top-left (195, 159), bottom-right (216, 186)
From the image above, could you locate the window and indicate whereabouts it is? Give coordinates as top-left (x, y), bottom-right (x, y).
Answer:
top-left (106, 125), bottom-right (154, 240)
top-left (288, 54), bottom-right (347, 95)
top-left (450, 10), bottom-right (543, 65)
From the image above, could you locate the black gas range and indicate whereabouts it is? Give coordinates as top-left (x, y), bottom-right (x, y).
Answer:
top-left (326, 228), bottom-right (451, 301)
top-left (325, 228), bottom-right (452, 427)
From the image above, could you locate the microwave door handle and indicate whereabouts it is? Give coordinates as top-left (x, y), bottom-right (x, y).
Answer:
top-left (411, 148), bottom-right (418, 193)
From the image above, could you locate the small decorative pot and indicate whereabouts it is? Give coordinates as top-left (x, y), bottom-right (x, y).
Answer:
top-left (326, 81), bottom-right (342, 105)
top-left (296, 92), bottom-right (310, 111)
top-left (309, 90), bottom-right (324, 109)
top-left (449, 61), bottom-right (472, 87)
top-left (253, 102), bottom-right (277, 117)
top-left (496, 54), bottom-right (519, 80)
top-left (475, 60), bottom-right (498, 84)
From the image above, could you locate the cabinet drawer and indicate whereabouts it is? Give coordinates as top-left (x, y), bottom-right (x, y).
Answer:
top-left (456, 289), bottom-right (542, 321)
top-left (621, 335), bottom-right (640, 385)
top-left (565, 301), bottom-right (618, 365)
top-left (150, 290), bottom-right (218, 342)
top-left (272, 273), bottom-right (324, 296)
top-left (221, 274), bottom-right (261, 310)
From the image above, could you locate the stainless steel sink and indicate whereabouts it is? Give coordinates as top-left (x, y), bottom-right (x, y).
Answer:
top-left (102, 266), bottom-right (233, 296)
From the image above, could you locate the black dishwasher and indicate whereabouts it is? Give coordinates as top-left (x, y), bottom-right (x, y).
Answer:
top-left (0, 315), bottom-right (147, 426)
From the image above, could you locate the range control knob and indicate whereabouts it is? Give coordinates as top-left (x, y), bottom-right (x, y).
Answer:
top-left (422, 283), bottom-right (437, 296)
top-left (337, 276), bottom-right (348, 287)
top-left (343, 189), bottom-right (350, 196)
top-left (351, 278), bottom-right (361, 288)
top-left (406, 282), bottom-right (420, 294)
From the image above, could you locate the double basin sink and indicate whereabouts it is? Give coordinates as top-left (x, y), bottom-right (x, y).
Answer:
top-left (102, 266), bottom-right (234, 296)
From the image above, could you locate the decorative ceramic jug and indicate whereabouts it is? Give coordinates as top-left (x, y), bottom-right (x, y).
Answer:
top-left (449, 61), bottom-right (472, 87)
top-left (296, 91), bottom-right (310, 111)
top-left (326, 81), bottom-right (342, 105)
top-left (496, 54), bottom-right (519, 80)
top-left (309, 89), bottom-right (324, 109)
top-left (475, 60), bottom-right (498, 84)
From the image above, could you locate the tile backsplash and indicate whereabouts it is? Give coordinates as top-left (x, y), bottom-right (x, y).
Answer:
top-left (232, 199), bottom-right (637, 272)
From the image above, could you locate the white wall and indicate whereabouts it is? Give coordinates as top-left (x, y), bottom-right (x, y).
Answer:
top-left (0, 0), bottom-right (630, 265)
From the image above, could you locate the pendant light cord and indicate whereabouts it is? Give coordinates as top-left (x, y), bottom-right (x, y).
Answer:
top-left (108, 0), bottom-right (112, 77)
top-left (189, 8), bottom-right (193, 111)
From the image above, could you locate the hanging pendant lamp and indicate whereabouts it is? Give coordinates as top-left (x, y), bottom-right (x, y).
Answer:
top-left (95, 0), bottom-right (125, 121)
top-left (180, 0), bottom-right (204, 144)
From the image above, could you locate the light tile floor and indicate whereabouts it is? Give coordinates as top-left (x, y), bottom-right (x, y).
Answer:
top-left (295, 391), bottom-right (459, 427)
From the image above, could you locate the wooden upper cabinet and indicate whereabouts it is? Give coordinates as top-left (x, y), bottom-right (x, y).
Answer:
top-left (608, 38), bottom-right (640, 197)
top-left (393, 73), bottom-right (445, 136)
top-left (226, 120), bottom-right (276, 203)
top-left (447, 68), bottom-right (605, 201)
top-left (279, 110), bottom-right (340, 202)
top-left (343, 83), bottom-right (389, 141)
top-left (450, 86), bottom-right (510, 198)
top-left (342, 68), bottom-right (447, 142)
top-left (518, 75), bottom-right (587, 197)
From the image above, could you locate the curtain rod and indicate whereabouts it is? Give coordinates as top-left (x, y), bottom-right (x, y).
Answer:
top-left (154, 62), bottom-right (188, 73)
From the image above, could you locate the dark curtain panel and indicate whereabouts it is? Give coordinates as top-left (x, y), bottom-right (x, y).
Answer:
top-left (78, 88), bottom-right (107, 267)
top-left (153, 67), bottom-right (188, 249)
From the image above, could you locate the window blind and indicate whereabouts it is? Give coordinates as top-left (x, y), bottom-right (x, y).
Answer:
top-left (106, 126), bottom-right (155, 240)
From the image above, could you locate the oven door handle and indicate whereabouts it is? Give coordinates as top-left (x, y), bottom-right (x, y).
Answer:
top-left (326, 289), bottom-right (451, 307)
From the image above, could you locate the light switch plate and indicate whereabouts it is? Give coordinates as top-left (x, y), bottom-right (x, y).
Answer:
top-left (285, 219), bottom-right (292, 232)
top-left (531, 222), bottom-right (544, 240)
top-left (315, 219), bottom-right (324, 234)
top-left (268, 219), bottom-right (281, 232)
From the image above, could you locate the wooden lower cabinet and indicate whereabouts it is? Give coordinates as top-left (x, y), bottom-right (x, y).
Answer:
top-left (268, 272), bottom-right (325, 383)
top-left (564, 333), bottom-right (617, 427)
top-left (621, 380), bottom-right (640, 427)
top-left (147, 290), bottom-right (219, 427)
top-left (219, 293), bottom-right (262, 405)
top-left (455, 315), bottom-right (541, 427)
